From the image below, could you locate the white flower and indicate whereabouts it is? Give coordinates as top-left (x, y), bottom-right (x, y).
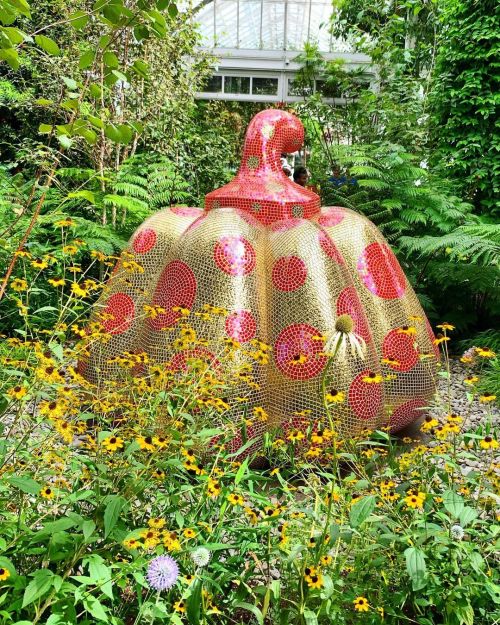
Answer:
top-left (450, 524), bottom-right (464, 541)
top-left (419, 160), bottom-right (428, 170)
top-left (191, 547), bottom-right (211, 567)
top-left (414, 179), bottom-right (422, 187)
top-left (324, 314), bottom-right (366, 362)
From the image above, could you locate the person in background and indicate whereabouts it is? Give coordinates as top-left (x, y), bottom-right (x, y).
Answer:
top-left (293, 166), bottom-right (309, 187)
top-left (280, 154), bottom-right (293, 180)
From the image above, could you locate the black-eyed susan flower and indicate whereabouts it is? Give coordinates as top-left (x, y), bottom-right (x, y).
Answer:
top-left (123, 538), bottom-right (141, 549)
top-left (136, 436), bottom-right (155, 452)
top-left (290, 353), bottom-right (308, 365)
top-left (10, 278), bottom-right (28, 292)
top-left (287, 430), bottom-right (305, 443)
top-left (148, 518), bottom-right (166, 529)
top-left (0, 567), bottom-right (11, 581)
top-left (353, 596), bottom-right (370, 612)
top-left (397, 325), bottom-right (417, 335)
top-left (183, 528), bottom-right (197, 539)
top-left (480, 436), bottom-right (498, 450)
top-left (479, 393), bottom-right (496, 403)
top-left (464, 376), bottom-right (479, 385)
top-left (227, 493), bottom-right (244, 506)
top-left (102, 436), bottom-right (124, 452)
top-left (71, 282), bottom-right (88, 297)
top-left (476, 347), bottom-right (496, 358)
top-left (362, 372), bottom-right (383, 384)
top-left (40, 486), bottom-right (54, 499)
top-left (253, 406), bottom-right (268, 422)
top-left (433, 334), bottom-right (450, 345)
top-left (306, 572), bottom-right (324, 589)
top-left (173, 600), bottom-right (186, 613)
top-left (325, 389), bottom-right (345, 403)
top-left (152, 469), bottom-right (165, 480)
top-left (436, 322), bottom-right (455, 331)
top-left (7, 385), bottom-right (27, 400)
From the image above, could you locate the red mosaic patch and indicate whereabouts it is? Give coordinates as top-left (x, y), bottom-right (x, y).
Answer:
top-left (171, 347), bottom-right (219, 372)
top-left (274, 323), bottom-right (327, 380)
top-left (390, 398), bottom-right (427, 431)
top-left (171, 206), bottom-right (203, 217)
top-left (357, 242), bottom-right (406, 299)
top-left (348, 370), bottom-right (383, 420)
top-left (225, 309), bottom-right (257, 343)
top-left (272, 256), bottom-right (307, 291)
top-left (148, 260), bottom-right (197, 330)
top-left (318, 230), bottom-right (344, 264)
top-left (382, 328), bottom-right (419, 371)
top-left (214, 235), bottom-right (256, 276)
top-left (318, 207), bottom-right (345, 228)
top-left (102, 293), bottom-right (135, 335)
top-left (132, 228), bottom-right (157, 254)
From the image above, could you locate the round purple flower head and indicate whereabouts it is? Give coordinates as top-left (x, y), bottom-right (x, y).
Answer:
top-left (146, 555), bottom-right (179, 591)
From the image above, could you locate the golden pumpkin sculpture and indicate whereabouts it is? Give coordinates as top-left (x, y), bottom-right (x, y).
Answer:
top-left (82, 109), bottom-right (438, 453)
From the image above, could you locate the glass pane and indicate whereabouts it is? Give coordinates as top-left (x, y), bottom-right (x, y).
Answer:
top-left (252, 77), bottom-right (279, 95)
top-left (195, 2), bottom-right (215, 47)
top-left (261, 2), bottom-right (285, 49)
top-left (308, 3), bottom-right (331, 51)
top-left (224, 76), bottom-right (251, 94)
top-left (287, 77), bottom-right (312, 97)
top-left (203, 75), bottom-right (223, 92)
top-left (238, 1), bottom-right (262, 48)
top-left (286, 2), bottom-right (307, 50)
top-left (216, 0), bottom-right (238, 48)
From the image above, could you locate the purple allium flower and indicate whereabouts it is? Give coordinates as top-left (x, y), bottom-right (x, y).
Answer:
top-left (146, 555), bottom-right (179, 591)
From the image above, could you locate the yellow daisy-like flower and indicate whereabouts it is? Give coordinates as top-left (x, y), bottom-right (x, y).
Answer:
top-left (479, 436), bottom-right (498, 450)
top-left (31, 258), bottom-right (48, 270)
top-left (353, 596), bottom-right (370, 612)
top-left (464, 376), bottom-right (479, 386)
top-left (287, 430), bottom-right (305, 442)
top-left (381, 357), bottom-right (400, 367)
top-left (136, 436), bottom-right (156, 452)
top-left (325, 389), bottom-right (345, 403)
top-left (321, 555), bottom-right (333, 566)
top-left (102, 436), bottom-right (124, 452)
top-left (446, 413), bottom-right (463, 424)
top-left (148, 518), bottom-right (166, 529)
top-left (173, 601), bottom-right (186, 613)
top-left (362, 372), bottom-right (383, 384)
top-left (253, 406), bottom-right (269, 422)
top-left (436, 322), bottom-right (455, 331)
top-left (0, 567), bottom-right (11, 581)
top-left (479, 393), bottom-right (496, 403)
top-left (207, 479), bottom-right (221, 498)
top-left (183, 528), bottom-right (197, 539)
top-left (397, 325), bottom-right (416, 335)
top-left (7, 385), bottom-right (27, 400)
top-left (404, 494), bottom-right (424, 509)
top-left (40, 486), bottom-right (55, 499)
top-left (227, 493), bottom-right (244, 506)
top-left (433, 334), bottom-right (450, 345)
top-left (306, 572), bottom-right (324, 589)
top-left (290, 353), bottom-right (308, 365)
top-left (123, 538), bottom-right (140, 549)
top-left (152, 469), bottom-right (165, 480)
top-left (10, 278), bottom-right (28, 292)
top-left (48, 277), bottom-right (66, 287)
top-left (475, 347), bottom-right (496, 358)
top-left (71, 282), bottom-right (88, 298)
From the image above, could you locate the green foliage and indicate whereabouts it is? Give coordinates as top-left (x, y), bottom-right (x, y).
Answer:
top-left (429, 0), bottom-right (500, 214)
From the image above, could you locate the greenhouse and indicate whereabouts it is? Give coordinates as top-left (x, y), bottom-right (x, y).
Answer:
top-left (0, 0), bottom-right (498, 623)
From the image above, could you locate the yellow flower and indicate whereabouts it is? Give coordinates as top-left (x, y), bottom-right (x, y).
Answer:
top-left (123, 538), bottom-right (140, 549)
top-left (173, 601), bottom-right (186, 613)
top-left (287, 430), bottom-right (305, 442)
top-left (207, 479), bottom-right (221, 498)
top-left (381, 357), bottom-right (400, 367)
top-left (397, 325), bottom-right (417, 335)
top-left (0, 567), bottom-right (11, 581)
top-left (436, 322), bottom-right (455, 331)
top-left (475, 347), bottom-right (496, 358)
top-left (433, 334), bottom-right (450, 345)
top-left (289, 353), bottom-right (308, 365)
top-left (325, 389), bottom-right (345, 403)
top-left (306, 572), bottom-right (324, 589)
top-left (480, 436), bottom-right (498, 450)
top-left (148, 518), bottom-right (166, 529)
top-left (71, 282), bottom-right (88, 298)
top-left (7, 385), bottom-right (27, 400)
top-left (362, 372), bottom-right (383, 384)
top-left (479, 393), bottom-right (496, 403)
top-left (244, 506), bottom-right (258, 524)
top-left (404, 494), bottom-right (424, 509)
top-left (102, 436), bottom-right (124, 452)
top-left (31, 259), bottom-right (48, 270)
top-left (253, 406), bottom-right (269, 422)
top-left (227, 493), bottom-right (244, 506)
top-left (152, 469), bottom-right (165, 479)
top-left (464, 376), bottom-right (479, 385)
top-left (55, 218), bottom-right (75, 227)
top-left (48, 277), bottom-right (66, 287)
top-left (10, 278), bottom-right (28, 292)
top-left (183, 528), bottom-right (197, 539)
top-left (136, 436), bottom-right (155, 452)
top-left (353, 596), bottom-right (370, 612)
top-left (40, 486), bottom-right (55, 499)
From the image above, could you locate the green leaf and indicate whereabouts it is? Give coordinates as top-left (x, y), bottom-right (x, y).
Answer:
top-left (67, 190), bottom-right (95, 203)
top-left (79, 50), bottom-right (94, 69)
top-left (82, 520), bottom-right (96, 542)
top-left (186, 578), bottom-right (202, 625)
top-left (83, 596), bottom-right (108, 621)
top-left (34, 34), bottom-right (60, 56)
top-left (132, 59), bottom-right (149, 78)
top-left (459, 506), bottom-right (477, 527)
top-left (103, 495), bottom-right (126, 537)
top-left (86, 555), bottom-right (113, 600)
top-left (69, 10), bottom-right (89, 30)
top-left (235, 458), bottom-right (248, 485)
top-left (349, 495), bottom-right (376, 528)
top-left (58, 135), bottom-right (73, 149)
top-left (62, 76), bottom-right (77, 90)
top-left (7, 477), bottom-right (41, 494)
top-left (405, 547), bottom-right (427, 591)
top-left (303, 610), bottom-right (318, 625)
top-left (443, 490), bottom-right (464, 518)
top-left (0, 557), bottom-right (16, 577)
top-left (22, 569), bottom-right (54, 607)
top-left (234, 603), bottom-right (263, 625)
top-left (0, 48), bottom-right (19, 70)
top-left (38, 123), bottom-right (52, 134)
top-left (103, 51), bottom-right (119, 68)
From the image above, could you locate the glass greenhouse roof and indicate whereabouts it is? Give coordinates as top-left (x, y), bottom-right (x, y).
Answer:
top-left (194, 0), bottom-right (350, 52)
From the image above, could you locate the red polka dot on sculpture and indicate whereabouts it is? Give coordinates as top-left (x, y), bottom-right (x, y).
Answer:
top-left (171, 206), bottom-right (203, 217)
top-left (102, 293), bottom-right (135, 335)
top-left (390, 398), bottom-right (427, 431)
top-left (132, 228), bottom-right (157, 254)
top-left (214, 235), bottom-right (256, 276)
top-left (148, 260), bottom-right (197, 330)
top-left (318, 207), bottom-right (345, 228)
top-left (348, 370), bottom-right (383, 420)
top-left (318, 230), bottom-right (344, 264)
top-left (274, 323), bottom-right (327, 380)
top-left (382, 329), bottom-right (419, 371)
top-left (336, 286), bottom-right (371, 341)
top-left (357, 242), bottom-right (406, 299)
top-left (272, 256), bottom-right (307, 291)
top-left (225, 310), bottom-right (257, 343)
